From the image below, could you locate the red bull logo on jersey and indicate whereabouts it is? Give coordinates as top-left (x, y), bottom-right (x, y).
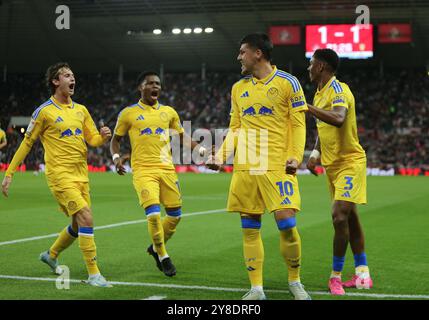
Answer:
top-left (242, 106), bottom-right (256, 116)
top-left (155, 127), bottom-right (165, 135)
top-left (140, 128), bottom-right (153, 135)
top-left (60, 129), bottom-right (74, 138)
top-left (242, 104), bottom-right (274, 117)
top-left (258, 106), bottom-right (273, 115)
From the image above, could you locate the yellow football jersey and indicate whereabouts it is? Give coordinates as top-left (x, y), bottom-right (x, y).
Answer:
top-left (217, 66), bottom-right (307, 171)
top-left (0, 129), bottom-right (6, 144)
top-left (313, 76), bottom-right (366, 166)
top-left (114, 100), bottom-right (184, 173)
top-left (5, 96), bottom-right (104, 185)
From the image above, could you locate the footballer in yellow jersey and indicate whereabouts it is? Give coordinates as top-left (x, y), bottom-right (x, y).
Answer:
top-left (0, 126), bottom-right (7, 160)
top-left (110, 71), bottom-right (205, 277)
top-left (206, 33), bottom-right (311, 300)
top-left (1, 63), bottom-right (112, 287)
top-left (306, 49), bottom-right (372, 295)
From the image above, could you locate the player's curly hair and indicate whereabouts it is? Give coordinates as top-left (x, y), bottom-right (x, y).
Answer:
top-left (46, 62), bottom-right (71, 95)
top-left (136, 71), bottom-right (160, 88)
top-left (313, 49), bottom-right (340, 73)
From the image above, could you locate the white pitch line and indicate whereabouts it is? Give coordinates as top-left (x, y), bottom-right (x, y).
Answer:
top-left (0, 274), bottom-right (428, 299)
top-left (0, 208), bottom-right (226, 247)
top-left (142, 295), bottom-right (167, 300)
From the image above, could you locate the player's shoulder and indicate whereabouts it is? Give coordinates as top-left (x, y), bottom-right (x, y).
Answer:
top-left (329, 78), bottom-right (351, 95)
top-left (118, 103), bottom-right (140, 117)
top-left (274, 69), bottom-right (302, 92)
top-left (159, 103), bottom-right (179, 115)
top-left (31, 98), bottom-right (55, 119)
top-left (72, 101), bottom-right (88, 111)
top-left (233, 75), bottom-right (252, 88)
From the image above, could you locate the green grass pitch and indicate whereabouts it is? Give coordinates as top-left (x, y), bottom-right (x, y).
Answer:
top-left (0, 172), bottom-right (428, 300)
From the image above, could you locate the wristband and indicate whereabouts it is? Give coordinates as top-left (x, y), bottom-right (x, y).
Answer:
top-left (112, 153), bottom-right (120, 162)
top-left (310, 150), bottom-right (321, 160)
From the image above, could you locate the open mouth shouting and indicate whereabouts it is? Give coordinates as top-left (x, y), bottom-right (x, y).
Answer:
top-left (150, 89), bottom-right (159, 100)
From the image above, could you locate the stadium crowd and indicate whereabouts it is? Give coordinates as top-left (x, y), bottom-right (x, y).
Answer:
top-left (1, 68), bottom-right (428, 171)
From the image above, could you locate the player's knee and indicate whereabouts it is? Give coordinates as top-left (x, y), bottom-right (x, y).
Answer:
top-left (166, 207), bottom-right (182, 219)
top-left (75, 207), bottom-right (93, 227)
top-left (274, 209), bottom-right (296, 221)
top-left (332, 211), bottom-right (348, 229)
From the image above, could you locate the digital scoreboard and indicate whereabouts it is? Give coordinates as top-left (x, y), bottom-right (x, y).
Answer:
top-left (306, 24), bottom-right (373, 59)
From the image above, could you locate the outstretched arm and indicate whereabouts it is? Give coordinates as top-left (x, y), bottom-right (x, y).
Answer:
top-left (307, 104), bottom-right (347, 128)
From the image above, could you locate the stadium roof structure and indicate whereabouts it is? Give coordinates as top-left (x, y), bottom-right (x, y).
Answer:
top-left (1, 0), bottom-right (428, 73)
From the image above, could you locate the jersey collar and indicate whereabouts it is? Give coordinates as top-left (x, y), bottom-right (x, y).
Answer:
top-left (251, 66), bottom-right (278, 86)
top-left (50, 96), bottom-right (74, 109)
top-left (138, 99), bottom-right (160, 110)
top-left (317, 76), bottom-right (336, 95)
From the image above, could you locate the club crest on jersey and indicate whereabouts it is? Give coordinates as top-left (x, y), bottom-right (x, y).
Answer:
top-left (159, 112), bottom-right (169, 122)
top-left (267, 87), bottom-right (279, 99)
top-left (242, 103), bottom-right (274, 117)
top-left (76, 111), bottom-right (84, 119)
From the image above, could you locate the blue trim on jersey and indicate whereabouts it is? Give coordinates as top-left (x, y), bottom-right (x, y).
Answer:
top-left (50, 99), bottom-right (74, 111)
top-left (332, 99), bottom-right (345, 105)
top-left (67, 225), bottom-right (78, 238)
top-left (241, 218), bottom-right (261, 229)
top-left (166, 208), bottom-right (182, 217)
top-left (276, 72), bottom-right (300, 93)
top-left (330, 80), bottom-right (343, 94)
top-left (145, 204), bottom-right (161, 215)
top-left (32, 100), bottom-right (53, 120)
top-left (292, 101), bottom-right (306, 108)
top-left (333, 255), bottom-right (345, 272)
top-left (353, 253), bottom-right (368, 267)
top-left (264, 72), bottom-right (278, 85)
top-left (276, 217), bottom-right (296, 230)
top-left (78, 227), bottom-right (94, 235)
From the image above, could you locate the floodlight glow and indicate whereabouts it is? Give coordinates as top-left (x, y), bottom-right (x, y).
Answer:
top-left (204, 27), bottom-right (214, 33)
top-left (153, 29), bottom-right (162, 35)
top-left (193, 27), bottom-right (203, 34)
top-left (172, 28), bottom-right (181, 34)
top-left (183, 28), bottom-right (192, 34)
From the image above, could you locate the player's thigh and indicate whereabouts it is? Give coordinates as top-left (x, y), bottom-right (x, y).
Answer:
top-left (159, 172), bottom-right (182, 208)
top-left (50, 182), bottom-right (89, 217)
top-left (132, 173), bottom-right (161, 208)
top-left (257, 171), bottom-right (301, 213)
top-left (227, 171), bottom-right (265, 214)
top-left (325, 169), bottom-right (336, 201)
top-left (328, 161), bottom-right (367, 204)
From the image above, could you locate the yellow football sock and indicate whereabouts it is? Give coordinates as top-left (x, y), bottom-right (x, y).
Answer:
top-left (162, 215), bottom-right (181, 243)
top-left (49, 225), bottom-right (78, 259)
top-left (147, 214), bottom-right (167, 258)
top-left (78, 227), bottom-right (100, 276)
top-left (242, 228), bottom-right (264, 287)
top-left (280, 227), bottom-right (301, 283)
